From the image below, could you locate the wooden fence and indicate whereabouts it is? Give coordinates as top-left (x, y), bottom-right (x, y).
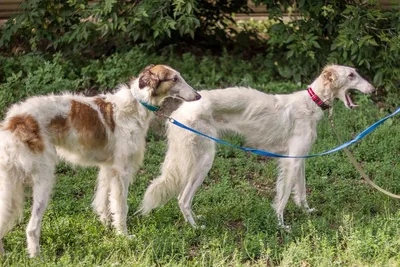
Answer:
top-left (0, 0), bottom-right (397, 23)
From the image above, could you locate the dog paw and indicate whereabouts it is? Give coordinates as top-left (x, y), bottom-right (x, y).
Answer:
top-left (196, 215), bottom-right (205, 220)
top-left (100, 217), bottom-right (111, 226)
top-left (28, 248), bottom-right (40, 258)
top-left (305, 207), bottom-right (316, 214)
top-left (279, 224), bottom-right (291, 232)
top-left (192, 223), bottom-right (206, 230)
top-left (126, 234), bottom-right (136, 240)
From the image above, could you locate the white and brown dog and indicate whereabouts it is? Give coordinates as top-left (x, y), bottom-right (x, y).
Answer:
top-left (0, 64), bottom-right (201, 257)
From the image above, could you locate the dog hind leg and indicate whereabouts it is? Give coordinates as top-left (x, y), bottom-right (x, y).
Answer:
top-left (273, 134), bottom-right (314, 229)
top-left (292, 159), bottom-right (314, 213)
top-left (178, 151), bottom-right (215, 228)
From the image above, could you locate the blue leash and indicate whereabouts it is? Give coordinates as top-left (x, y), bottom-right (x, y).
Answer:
top-left (167, 107), bottom-right (400, 159)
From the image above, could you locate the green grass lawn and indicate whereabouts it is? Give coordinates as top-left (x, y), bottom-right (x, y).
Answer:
top-left (0, 52), bottom-right (399, 266)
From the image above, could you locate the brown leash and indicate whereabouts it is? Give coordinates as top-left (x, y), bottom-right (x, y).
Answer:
top-left (328, 111), bottom-right (400, 199)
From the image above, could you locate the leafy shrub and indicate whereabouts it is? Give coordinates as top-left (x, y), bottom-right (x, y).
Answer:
top-left (0, 0), bottom-right (250, 54)
top-left (0, 53), bottom-right (82, 117)
top-left (328, 5), bottom-right (400, 93)
top-left (1, 0), bottom-right (399, 96)
top-left (0, 0), bottom-right (87, 52)
top-left (0, 48), bottom-right (277, 118)
top-left (251, 0), bottom-right (400, 93)
top-left (0, 0), bottom-right (200, 53)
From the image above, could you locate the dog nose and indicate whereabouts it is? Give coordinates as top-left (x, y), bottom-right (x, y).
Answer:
top-left (370, 86), bottom-right (376, 93)
top-left (195, 93), bottom-right (202, 100)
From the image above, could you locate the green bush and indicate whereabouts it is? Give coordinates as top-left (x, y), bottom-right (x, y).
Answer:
top-left (0, 48), bottom-right (276, 118)
top-left (0, 53), bottom-right (82, 116)
top-left (0, 0), bottom-right (250, 54)
top-left (252, 0), bottom-right (400, 94)
top-left (1, 0), bottom-right (399, 96)
top-left (0, 0), bottom-right (201, 53)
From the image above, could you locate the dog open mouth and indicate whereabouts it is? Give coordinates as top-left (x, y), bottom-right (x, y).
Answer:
top-left (345, 90), bottom-right (359, 109)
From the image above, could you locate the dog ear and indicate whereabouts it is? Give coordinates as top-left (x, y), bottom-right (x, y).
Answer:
top-left (142, 64), bottom-right (155, 71)
top-left (138, 65), bottom-right (160, 90)
top-left (322, 66), bottom-right (338, 87)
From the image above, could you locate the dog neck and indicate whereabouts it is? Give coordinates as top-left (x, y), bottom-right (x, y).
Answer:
top-left (307, 88), bottom-right (330, 110)
top-left (138, 100), bottom-right (160, 112)
top-left (308, 74), bottom-right (333, 111)
top-left (129, 79), bottom-right (163, 112)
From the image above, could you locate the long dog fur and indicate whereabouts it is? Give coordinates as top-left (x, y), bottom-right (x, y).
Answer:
top-left (139, 65), bottom-right (375, 229)
top-left (0, 64), bottom-right (200, 257)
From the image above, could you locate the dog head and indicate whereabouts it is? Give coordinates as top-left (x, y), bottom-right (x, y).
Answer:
top-left (318, 65), bottom-right (375, 109)
top-left (135, 64), bottom-right (201, 105)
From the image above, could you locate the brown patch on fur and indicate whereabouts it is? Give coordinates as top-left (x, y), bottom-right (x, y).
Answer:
top-left (94, 98), bottom-right (115, 132)
top-left (138, 64), bottom-right (176, 96)
top-left (69, 100), bottom-right (107, 148)
top-left (138, 64), bottom-right (158, 89)
top-left (6, 115), bottom-right (44, 153)
top-left (150, 65), bottom-right (176, 96)
top-left (48, 115), bottom-right (69, 143)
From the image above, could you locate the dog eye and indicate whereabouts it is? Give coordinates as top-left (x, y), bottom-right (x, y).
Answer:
top-left (348, 73), bottom-right (355, 79)
top-left (172, 77), bottom-right (178, 82)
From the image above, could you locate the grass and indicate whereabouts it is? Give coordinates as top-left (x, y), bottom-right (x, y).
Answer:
top-left (0, 50), bottom-right (399, 266)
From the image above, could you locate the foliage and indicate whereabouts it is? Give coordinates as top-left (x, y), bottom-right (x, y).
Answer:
top-left (0, 0), bottom-right (200, 53)
top-left (0, 53), bottom-right (81, 116)
top-left (0, 0), bottom-right (88, 52)
top-left (0, 0), bottom-right (249, 53)
top-left (250, 0), bottom-right (400, 93)
top-left (0, 47), bottom-right (277, 117)
top-left (1, 0), bottom-right (399, 94)
top-left (328, 5), bottom-right (400, 92)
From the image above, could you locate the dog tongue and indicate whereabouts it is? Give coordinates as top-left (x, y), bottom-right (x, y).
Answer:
top-left (346, 93), bottom-right (359, 108)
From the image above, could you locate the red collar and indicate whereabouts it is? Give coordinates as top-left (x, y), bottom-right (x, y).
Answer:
top-left (307, 88), bottom-right (330, 110)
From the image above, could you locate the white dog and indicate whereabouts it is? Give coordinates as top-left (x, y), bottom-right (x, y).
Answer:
top-left (139, 65), bottom-right (375, 229)
top-left (0, 64), bottom-right (201, 257)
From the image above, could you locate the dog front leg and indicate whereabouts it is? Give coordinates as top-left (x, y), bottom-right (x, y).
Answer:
top-left (109, 165), bottom-right (134, 236)
top-left (177, 148), bottom-right (215, 228)
top-left (92, 166), bottom-right (113, 225)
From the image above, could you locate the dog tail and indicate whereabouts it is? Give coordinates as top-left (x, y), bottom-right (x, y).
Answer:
top-left (138, 136), bottom-right (196, 216)
top-left (138, 163), bottom-right (185, 215)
